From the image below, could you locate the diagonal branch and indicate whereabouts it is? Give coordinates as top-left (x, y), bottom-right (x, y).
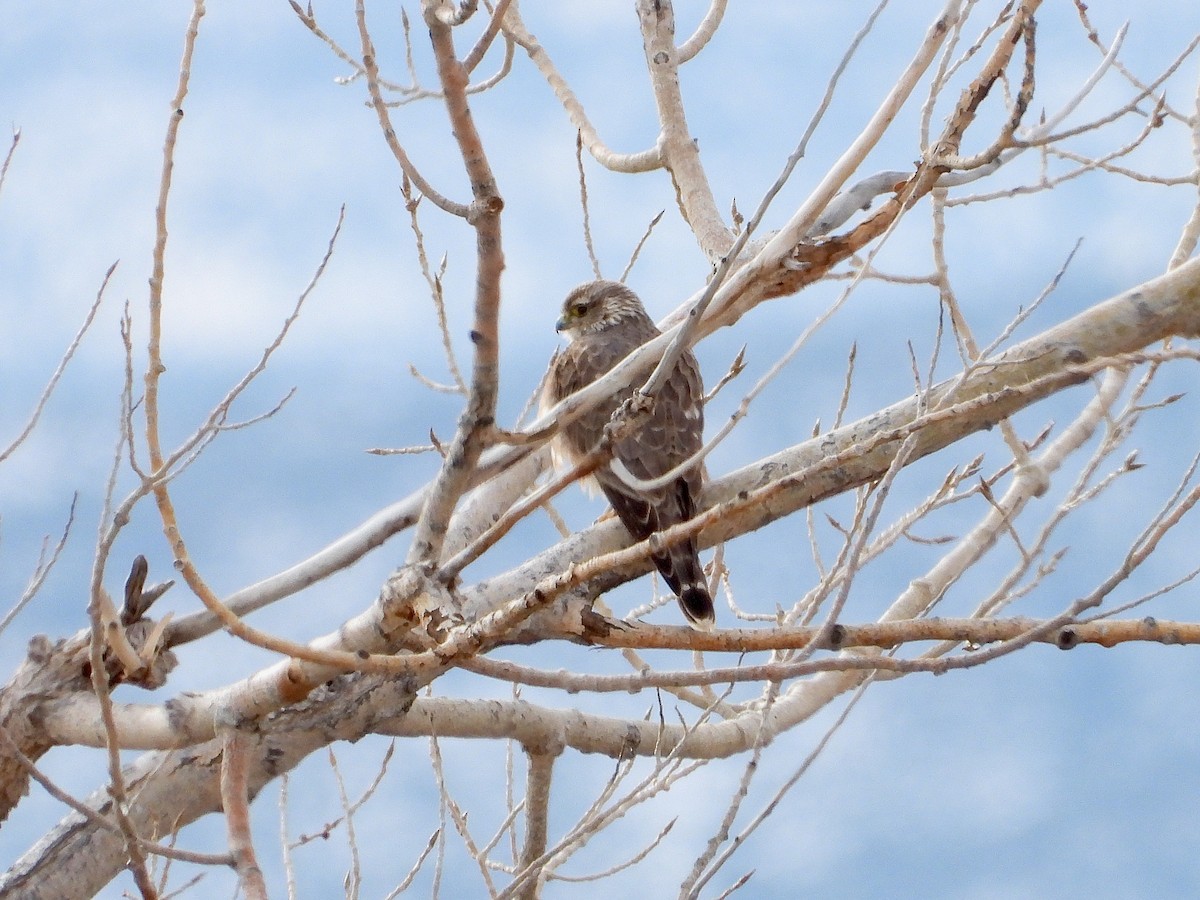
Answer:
top-left (501, 4), bottom-right (663, 173)
top-left (463, 257), bottom-right (1200, 626)
top-left (636, 0), bottom-right (731, 261)
top-left (406, 0), bottom-right (506, 567)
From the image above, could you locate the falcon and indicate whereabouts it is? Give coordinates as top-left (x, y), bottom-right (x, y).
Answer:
top-left (543, 280), bottom-right (715, 629)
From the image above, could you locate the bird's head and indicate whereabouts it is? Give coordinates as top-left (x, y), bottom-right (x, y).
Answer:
top-left (555, 280), bottom-right (648, 338)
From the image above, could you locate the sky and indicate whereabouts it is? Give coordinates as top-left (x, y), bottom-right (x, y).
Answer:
top-left (3, 1), bottom-right (1200, 897)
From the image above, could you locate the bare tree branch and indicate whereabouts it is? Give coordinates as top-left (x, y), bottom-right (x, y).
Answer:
top-left (6, 4), bottom-right (1200, 895)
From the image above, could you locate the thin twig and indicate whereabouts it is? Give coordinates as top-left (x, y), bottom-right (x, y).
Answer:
top-left (0, 725), bottom-right (232, 867)
top-left (382, 830), bottom-right (442, 899)
top-left (502, 5), bottom-right (663, 173)
top-left (546, 820), bottom-right (676, 884)
top-left (328, 747), bottom-right (363, 899)
top-left (463, 0), bottom-right (516, 74)
top-left (356, 2), bottom-right (468, 216)
top-left (1, 262), bottom-right (113, 464)
top-left (280, 774), bottom-right (298, 900)
top-left (0, 495), bottom-right (76, 637)
top-left (0, 126), bottom-right (19, 199)
top-left (680, 685), bottom-right (778, 896)
top-left (576, 130), bottom-right (602, 279)
top-left (619, 209), bottom-right (665, 283)
top-left (142, 210), bottom-right (359, 667)
top-left (403, 173), bottom-right (468, 394)
top-left (692, 680), bottom-right (874, 895)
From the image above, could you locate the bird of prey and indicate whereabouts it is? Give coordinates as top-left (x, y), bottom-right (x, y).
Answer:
top-left (543, 280), bottom-right (715, 629)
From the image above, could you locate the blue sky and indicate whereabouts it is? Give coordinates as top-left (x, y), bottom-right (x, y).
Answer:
top-left (3, 2), bottom-right (1200, 897)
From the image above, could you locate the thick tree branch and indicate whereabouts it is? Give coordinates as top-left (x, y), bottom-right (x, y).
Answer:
top-left (463, 257), bottom-right (1200, 626)
top-left (637, 0), bottom-right (732, 261)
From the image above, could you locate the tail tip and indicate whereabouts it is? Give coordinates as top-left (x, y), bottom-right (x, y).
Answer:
top-left (679, 585), bottom-right (716, 632)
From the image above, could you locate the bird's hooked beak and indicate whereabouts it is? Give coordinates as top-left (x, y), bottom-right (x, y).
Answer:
top-left (555, 315), bottom-right (568, 333)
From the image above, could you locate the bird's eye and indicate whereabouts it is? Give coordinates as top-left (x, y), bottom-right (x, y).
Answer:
top-left (571, 302), bottom-right (588, 317)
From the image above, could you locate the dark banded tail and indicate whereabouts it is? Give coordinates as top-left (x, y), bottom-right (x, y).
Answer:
top-left (600, 480), bottom-right (715, 630)
top-left (678, 583), bottom-right (715, 630)
top-left (657, 540), bottom-right (715, 631)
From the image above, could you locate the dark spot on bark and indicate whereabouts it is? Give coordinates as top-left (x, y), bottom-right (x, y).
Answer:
top-left (828, 623), bottom-right (846, 648)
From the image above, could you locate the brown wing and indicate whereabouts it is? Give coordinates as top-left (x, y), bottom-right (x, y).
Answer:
top-left (545, 319), bottom-right (650, 467)
top-left (594, 349), bottom-right (713, 628)
top-left (607, 349), bottom-right (704, 483)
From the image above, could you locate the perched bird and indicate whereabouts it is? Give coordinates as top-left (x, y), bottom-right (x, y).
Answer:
top-left (543, 280), bottom-right (715, 629)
